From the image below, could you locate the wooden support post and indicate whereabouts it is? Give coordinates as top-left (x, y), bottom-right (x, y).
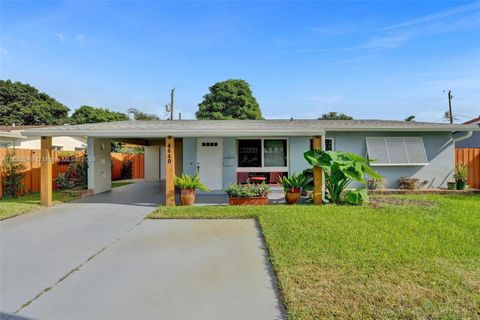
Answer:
top-left (40, 136), bottom-right (53, 207)
top-left (312, 136), bottom-right (323, 205)
top-left (165, 136), bottom-right (175, 207)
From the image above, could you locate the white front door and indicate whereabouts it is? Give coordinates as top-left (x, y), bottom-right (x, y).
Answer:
top-left (197, 138), bottom-right (223, 190)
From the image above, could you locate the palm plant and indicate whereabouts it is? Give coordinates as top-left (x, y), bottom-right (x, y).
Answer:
top-left (277, 173), bottom-right (308, 192)
top-left (174, 174), bottom-right (209, 191)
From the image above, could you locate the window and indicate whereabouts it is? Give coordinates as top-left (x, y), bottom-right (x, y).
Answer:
top-left (52, 146), bottom-right (63, 151)
top-left (309, 138), bottom-right (334, 151)
top-left (237, 139), bottom-right (288, 169)
top-left (201, 142), bottom-right (218, 147)
top-left (366, 137), bottom-right (428, 166)
top-left (264, 139), bottom-right (287, 167)
top-left (238, 139), bottom-right (262, 167)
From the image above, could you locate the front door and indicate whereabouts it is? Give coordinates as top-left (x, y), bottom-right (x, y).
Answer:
top-left (197, 138), bottom-right (223, 190)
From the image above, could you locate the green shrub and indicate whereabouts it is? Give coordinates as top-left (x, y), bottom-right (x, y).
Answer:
top-left (55, 172), bottom-right (75, 190)
top-left (344, 188), bottom-right (368, 205)
top-left (174, 174), bottom-right (209, 191)
top-left (54, 155), bottom-right (88, 190)
top-left (224, 183), bottom-right (269, 198)
top-left (1, 149), bottom-right (26, 198)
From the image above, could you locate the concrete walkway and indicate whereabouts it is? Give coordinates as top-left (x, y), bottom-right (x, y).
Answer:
top-left (0, 182), bottom-right (284, 319)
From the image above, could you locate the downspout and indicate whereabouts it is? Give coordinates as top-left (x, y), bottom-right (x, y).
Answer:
top-left (453, 130), bottom-right (473, 143)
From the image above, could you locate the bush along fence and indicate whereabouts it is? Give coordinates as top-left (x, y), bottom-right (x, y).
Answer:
top-left (111, 153), bottom-right (144, 181)
top-left (455, 148), bottom-right (480, 189)
top-left (0, 148), bottom-right (145, 199)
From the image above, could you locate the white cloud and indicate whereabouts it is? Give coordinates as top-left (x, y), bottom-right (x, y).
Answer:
top-left (383, 1), bottom-right (480, 31)
top-left (55, 33), bottom-right (64, 42)
top-left (76, 34), bottom-right (86, 44)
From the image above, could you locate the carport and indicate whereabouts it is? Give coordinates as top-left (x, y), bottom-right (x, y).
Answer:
top-left (22, 120), bottom-right (326, 207)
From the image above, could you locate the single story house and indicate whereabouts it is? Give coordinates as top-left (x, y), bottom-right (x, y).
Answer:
top-left (0, 125), bottom-right (87, 151)
top-left (22, 119), bottom-right (479, 207)
top-left (455, 117), bottom-right (480, 148)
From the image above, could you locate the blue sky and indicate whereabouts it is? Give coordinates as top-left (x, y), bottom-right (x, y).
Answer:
top-left (1, 1), bottom-right (479, 122)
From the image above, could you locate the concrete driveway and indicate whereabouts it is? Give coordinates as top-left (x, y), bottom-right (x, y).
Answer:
top-left (0, 182), bottom-right (284, 319)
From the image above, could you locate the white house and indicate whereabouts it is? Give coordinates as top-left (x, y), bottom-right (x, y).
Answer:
top-left (0, 125), bottom-right (87, 151)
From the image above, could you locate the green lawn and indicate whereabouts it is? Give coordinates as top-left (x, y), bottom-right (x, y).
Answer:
top-left (112, 181), bottom-right (134, 188)
top-left (0, 191), bottom-right (81, 220)
top-left (149, 195), bottom-right (480, 319)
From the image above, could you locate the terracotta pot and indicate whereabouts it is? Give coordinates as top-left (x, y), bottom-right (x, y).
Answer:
top-left (285, 191), bottom-right (301, 205)
top-left (180, 189), bottom-right (196, 206)
top-left (228, 197), bottom-right (268, 206)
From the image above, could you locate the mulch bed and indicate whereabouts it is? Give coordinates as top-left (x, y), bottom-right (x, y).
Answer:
top-left (369, 189), bottom-right (480, 195)
top-left (369, 196), bottom-right (437, 208)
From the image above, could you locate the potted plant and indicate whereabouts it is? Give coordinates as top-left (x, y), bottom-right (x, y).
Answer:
top-left (224, 183), bottom-right (269, 205)
top-left (277, 173), bottom-right (308, 204)
top-left (454, 164), bottom-right (468, 190)
top-left (367, 178), bottom-right (385, 190)
top-left (447, 181), bottom-right (456, 190)
top-left (174, 174), bottom-right (209, 206)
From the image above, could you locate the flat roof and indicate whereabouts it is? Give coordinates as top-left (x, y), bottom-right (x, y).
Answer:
top-left (20, 119), bottom-right (480, 138)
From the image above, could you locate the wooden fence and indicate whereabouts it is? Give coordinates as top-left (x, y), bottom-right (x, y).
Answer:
top-left (0, 148), bottom-right (145, 198)
top-left (111, 153), bottom-right (144, 180)
top-left (455, 148), bottom-right (480, 189)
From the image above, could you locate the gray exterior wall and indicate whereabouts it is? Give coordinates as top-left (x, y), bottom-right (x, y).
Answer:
top-left (182, 137), bottom-right (197, 176)
top-left (328, 131), bottom-right (454, 188)
top-left (183, 133), bottom-right (455, 190)
top-left (223, 138), bottom-right (237, 188)
top-left (456, 132), bottom-right (480, 148)
top-left (289, 136), bottom-right (311, 175)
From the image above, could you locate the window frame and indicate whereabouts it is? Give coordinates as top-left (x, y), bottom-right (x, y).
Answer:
top-left (366, 137), bottom-right (429, 166)
top-left (309, 137), bottom-right (335, 151)
top-left (236, 138), bottom-right (289, 172)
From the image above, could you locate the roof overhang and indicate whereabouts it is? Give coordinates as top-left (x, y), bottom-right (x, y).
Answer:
top-left (0, 131), bottom-right (26, 139)
top-left (19, 120), bottom-right (480, 138)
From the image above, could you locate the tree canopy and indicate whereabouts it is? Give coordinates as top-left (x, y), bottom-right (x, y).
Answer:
top-left (318, 112), bottom-right (353, 120)
top-left (70, 105), bottom-right (129, 124)
top-left (196, 79), bottom-right (262, 120)
top-left (0, 80), bottom-right (70, 125)
top-left (127, 108), bottom-right (159, 120)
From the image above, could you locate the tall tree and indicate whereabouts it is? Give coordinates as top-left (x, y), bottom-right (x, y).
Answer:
top-left (0, 80), bottom-right (69, 125)
top-left (196, 79), bottom-right (262, 120)
top-left (70, 106), bottom-right (128, 124)
top-left (318, 112), bottom-right (353, 120)
top-left (127, 108), bottom-right (160, 120)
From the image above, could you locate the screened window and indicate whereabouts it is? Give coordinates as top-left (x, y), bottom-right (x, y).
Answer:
top-left (238, 139), bottom-right (262, 167)
top-left (264, 140), bottom-right (287, 167)
top-left (366, 137), bottom-right (428, 165)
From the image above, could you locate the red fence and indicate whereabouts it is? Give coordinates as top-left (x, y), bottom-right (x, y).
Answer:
top-left (455, 148), bottom-right (480, 189)
top-left (0, 148), bottom-right (145, 198)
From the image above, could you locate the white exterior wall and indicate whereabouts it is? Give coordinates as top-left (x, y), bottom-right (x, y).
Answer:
top-left (8, 135), bottom-right (87, 151)
top-left (144, 145), bottom-right (160, 181)
top-left (87, 137), bottom-right (111, 194)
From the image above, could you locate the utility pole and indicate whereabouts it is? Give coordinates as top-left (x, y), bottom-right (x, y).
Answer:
top-left (170, 88), bottom-right (175, 120)
top-left (447, 90), bottom-right (453, 124)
